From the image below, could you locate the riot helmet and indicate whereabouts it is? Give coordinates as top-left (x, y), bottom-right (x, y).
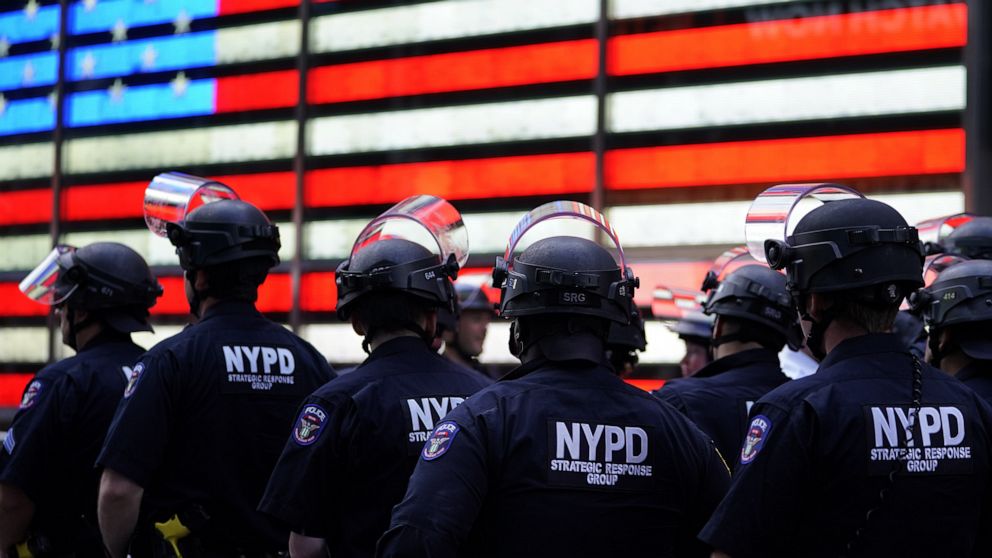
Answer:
top-left (666, 312), bottom-right (714, 342)
top-left (703, 264), bottom-right (803, 351)
top-left (492, 201), bottom-right (638, 323)
top-left (335, 195), bottom-right (468, 324)
top-left (943, 217), bottom-right (992, 260)
top-left (606, 309), bottom-right (647, 375)
top-left (20, 242), bottom-right (162, 335)
top-left (911, 259), bottom-right (992, 362)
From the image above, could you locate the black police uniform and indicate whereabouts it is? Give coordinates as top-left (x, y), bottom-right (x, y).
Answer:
top-left (957, 362), bottom-right (992, 403)
top-left (0, 333), bottom-right (144, 554)
top-left (377, 356), bottom-right (731, 558)
top-left (699, 334), bottom-right (992, 557)
top-left (258, 336), bottom-right (491, 558)
top-left (654, 348), bottom-right (788, 464)
top-left (97, 300), bottom-right (335, 552)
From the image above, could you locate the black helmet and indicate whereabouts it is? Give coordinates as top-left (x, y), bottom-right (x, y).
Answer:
top-left (336, 238), bottom-right (458, 321)
top-left (702, 265), bottom-right (803, 350)
top-left (455, 281), bottom-right (493, 313)
top-left (765, 198), bottom-right (924, 301)
top-left (666, 311), bottom-right (714, 342)
top-left (913, 259), bottom-right (992, 330)
top-left (166, 199), bottom-right (280, 271)
top-left (494, 236), bottom-right (637, 323)
top-left (607, 309), bottom-right (647, 352)
top-left (943, 217), bottom-right (992, 260)
top-left (20, 242), bottom-right (162, 333)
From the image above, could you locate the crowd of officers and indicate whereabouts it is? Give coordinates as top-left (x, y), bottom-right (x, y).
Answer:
top-left (0, 179), bottom-right (992, 558)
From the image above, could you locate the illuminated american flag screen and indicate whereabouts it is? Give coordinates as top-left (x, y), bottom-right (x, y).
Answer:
top-left (0, 0), bottom-right (968, 403)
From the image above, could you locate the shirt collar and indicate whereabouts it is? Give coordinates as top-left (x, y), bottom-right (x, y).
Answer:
top-left (366, 336), bottom-right (431, 362)
top-left (956, 361), bottom-right (992, 382)
top-left (818, 333), bottom-right (908, 370)
top-left (693, 348), bottom-right (780, 379)
top-left (200, 299), bottom-right (263, 322)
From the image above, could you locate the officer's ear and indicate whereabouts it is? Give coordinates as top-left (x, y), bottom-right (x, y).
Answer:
top-left (351, 318), bottom-right (366, 337)
top-left (806, 293), bottom-right (833, 321)
top-left (191, 269), bottom-right (210, 291)
top-left (423, 309), bottom-right (438, 337)
top-left (937, 329), bottom-right (952, 354)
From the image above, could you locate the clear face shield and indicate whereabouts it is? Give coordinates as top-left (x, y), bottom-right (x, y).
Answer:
top-left (916, 213), bottom-right (973, 255)
top-left (19, 245), bottom-right (78, 306)
top-left (492, 200), bottom-right (638, 321)
top-left (143, 172), bottom-right (239, 238)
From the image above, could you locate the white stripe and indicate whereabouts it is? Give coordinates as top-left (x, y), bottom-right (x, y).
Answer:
top-left (64, 121), bottom-right (297, 173)
top-left (310, 0), bottom-right (598, 54)
top-left (0, 234), bottom-right (50, 272)
top-left (0, 327), bottom-right (50, 362)
top-left (216, 20), bottom-right (301, 65)
top-left (0, 142), bottom-right (54, 180)
top-left (610, 0), bottom-right (814, 19)
top-left (609, 66), bottom-right (965, 133)
top-left (608, 191), bottom-right (964, 248)
top-left (308, 96), bottom-right (596, 155)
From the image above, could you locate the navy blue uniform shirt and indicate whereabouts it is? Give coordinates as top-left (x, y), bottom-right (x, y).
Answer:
top-left (957, 361), bottom-right (992, 404)
top-left (700, 334), bottom-right (992, 558)
top-left (258, 335), bottom-right (491, 557)
top-left (0, 334), bottom-right (143, 553)
top-left (377, 358), bottom-right (731, 558)
top-left (654, 348), bottom-right (789, 462)
top-left (97, 300), bottom-right (335, 551)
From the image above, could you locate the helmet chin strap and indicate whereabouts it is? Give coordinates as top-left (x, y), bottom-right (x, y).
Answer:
top-left (64, 306), bottom-right (98, 352)
top-left (185, 270), bottom-right (204, 319)
top-left (928, 329), bottom-right (945, 368)
top-left (801, 309), bottom-right (834, 361)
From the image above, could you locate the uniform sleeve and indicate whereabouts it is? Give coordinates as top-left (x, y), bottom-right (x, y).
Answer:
top-left (376, 402), bottom-right (492, 558)
top-left (0, 376), bottom-right (65, 502)
top-left (96, 352), bottom-right (177, 487)
top-left (697, 400), bottom-right (812, 557)
top-left (653, 385), bottom-right (688, 414)
top-left (257, 392), bottom-right (353, 537)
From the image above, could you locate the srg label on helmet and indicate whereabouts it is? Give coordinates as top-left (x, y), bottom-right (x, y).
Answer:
top-left (864, 405), bottom-right (973, 475)
top-left (547, 420), bottom-right (654, 491)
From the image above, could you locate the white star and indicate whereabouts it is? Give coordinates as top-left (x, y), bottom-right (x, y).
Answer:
top-left (24, 0), bottom-right (39, 20)
top-left (0, 94), bottom-right (6, 116)
top-left (140, 44), bottom-right (158, 70)
top-left (22, 61), bottom-right (35, 84)
top-left (173, 9), bottom-right (191, 34)
top-left (83, 0), bottom-right (97, 11)
top-left (80, 52), bottom-right (96, 78)
top-left (111, 19), bottom-right (128, 42)
top-left (171, 71), bottom-right (189, 97)
top-left (108, 78), bottom-right (126, 102)
top-left (49, 32), bottom-right (59, 51)
top-left (0, 36), bottom-right (9, 58)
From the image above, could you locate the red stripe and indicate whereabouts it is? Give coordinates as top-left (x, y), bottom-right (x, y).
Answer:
top-left (217, 0), bottom-right (298, 15)
top-left (308, 40), bottom-right (598, 104)
top-left (306, 152), bottom-right (594, 207)
top-left (610, 4), bottom-right (967, 76)
top-left (0, 283), bottom-right (47, 317)
top-left (215, 70), bottom-right (299, 113)
top-left (606, 129), bottom-right (964, 191)
top-left (0, 373), bottom-right (33, 408)
top-left (624, 378), bottom-right (666, 392)
top-left (0, 189), bottom-right (52, 226)
top-left (151, 272), bottom-right (338, 316)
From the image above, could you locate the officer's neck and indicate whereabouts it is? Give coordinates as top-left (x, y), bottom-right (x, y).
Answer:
top-left (368, 331), bottom-right (420, 352)
top-left (822, 317), bottom-right (870, 355)
top-left (72, 321), bottom-right (104, 352)
top-left (714, 340), bottom-right (763, 360)
top-left (940, 349), bottom-right (973, 377)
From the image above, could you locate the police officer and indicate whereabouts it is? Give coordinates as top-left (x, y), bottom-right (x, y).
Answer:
top-left (606, 309), bottom-right (647, 377)
top-left (258, 197), bottom-right (491, 558)
top-left (378, 202), bottom-right (730, 558)
top-left (654, 265), bottom-right (798, 462)
top-left (700, 195), bottom-right (992, 557)
top-left (668, 311), bottom-right (714, 377)
top-left (0, 243), bottom-right (161, 556)
top-left (913, 259), bottom-right (992, 401)
top-left (441, 280), bottom-right (498, 379)
top-left (96, 196), bottom-right (334, 557)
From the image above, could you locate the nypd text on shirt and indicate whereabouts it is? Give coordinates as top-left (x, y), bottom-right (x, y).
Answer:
top-left (865, 405), bottom-right (973, 475)
top-left (223, 345), bottom-right (296, 392)
top-left (547, 420), bottom-right (654, 491)
top-left (406, 396), bottom-right (466, 445)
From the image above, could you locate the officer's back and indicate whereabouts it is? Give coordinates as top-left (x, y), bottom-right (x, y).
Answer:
top-left (379, 205), bottom-right (730, 558)
top-left (260, 203), bottom-right (491, 557)
top-left (655, 265), bottom-right (797, 461)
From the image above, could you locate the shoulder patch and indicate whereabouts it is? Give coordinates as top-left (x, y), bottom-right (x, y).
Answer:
top-left (3, 427), bottom-right (14, 454)
top-left (123, 363), bottom-right (144, 399)
top-left (19, 380), bottom-right (44, 409)
top-left (293, 404), bottom-right (328, 446)
top-left (422, 421), bottom-right (459, 461)
top-left (741, 414), bottom-right (772, 464)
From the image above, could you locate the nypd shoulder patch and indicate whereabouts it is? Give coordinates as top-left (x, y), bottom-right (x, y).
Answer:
top-left (293, 404), bottom-right (328, 446)
top-left (123, 363), bottom-right (144, 399)
top-left (422, 421), bottom-right (459, 461)
top-left (740, 414), bottom-right (772, 464)
top-left (19, 380), bottom-right (44, 410)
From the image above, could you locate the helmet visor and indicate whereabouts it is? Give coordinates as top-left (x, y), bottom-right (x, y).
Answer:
top-left (19, 245), bottom-right (78, 305)
top-left (503, 200), bottom-right (627, 270)
top-left (651, 285), bottom-right (704, 320)
top-left (144, 172), bottom-right (239, 238)
top-left (916, 213), bottom-right (973, 248)
top-left (351, 195), bottom-right (469, 268)
top-left (745, 183), bottom-right (864, 263)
